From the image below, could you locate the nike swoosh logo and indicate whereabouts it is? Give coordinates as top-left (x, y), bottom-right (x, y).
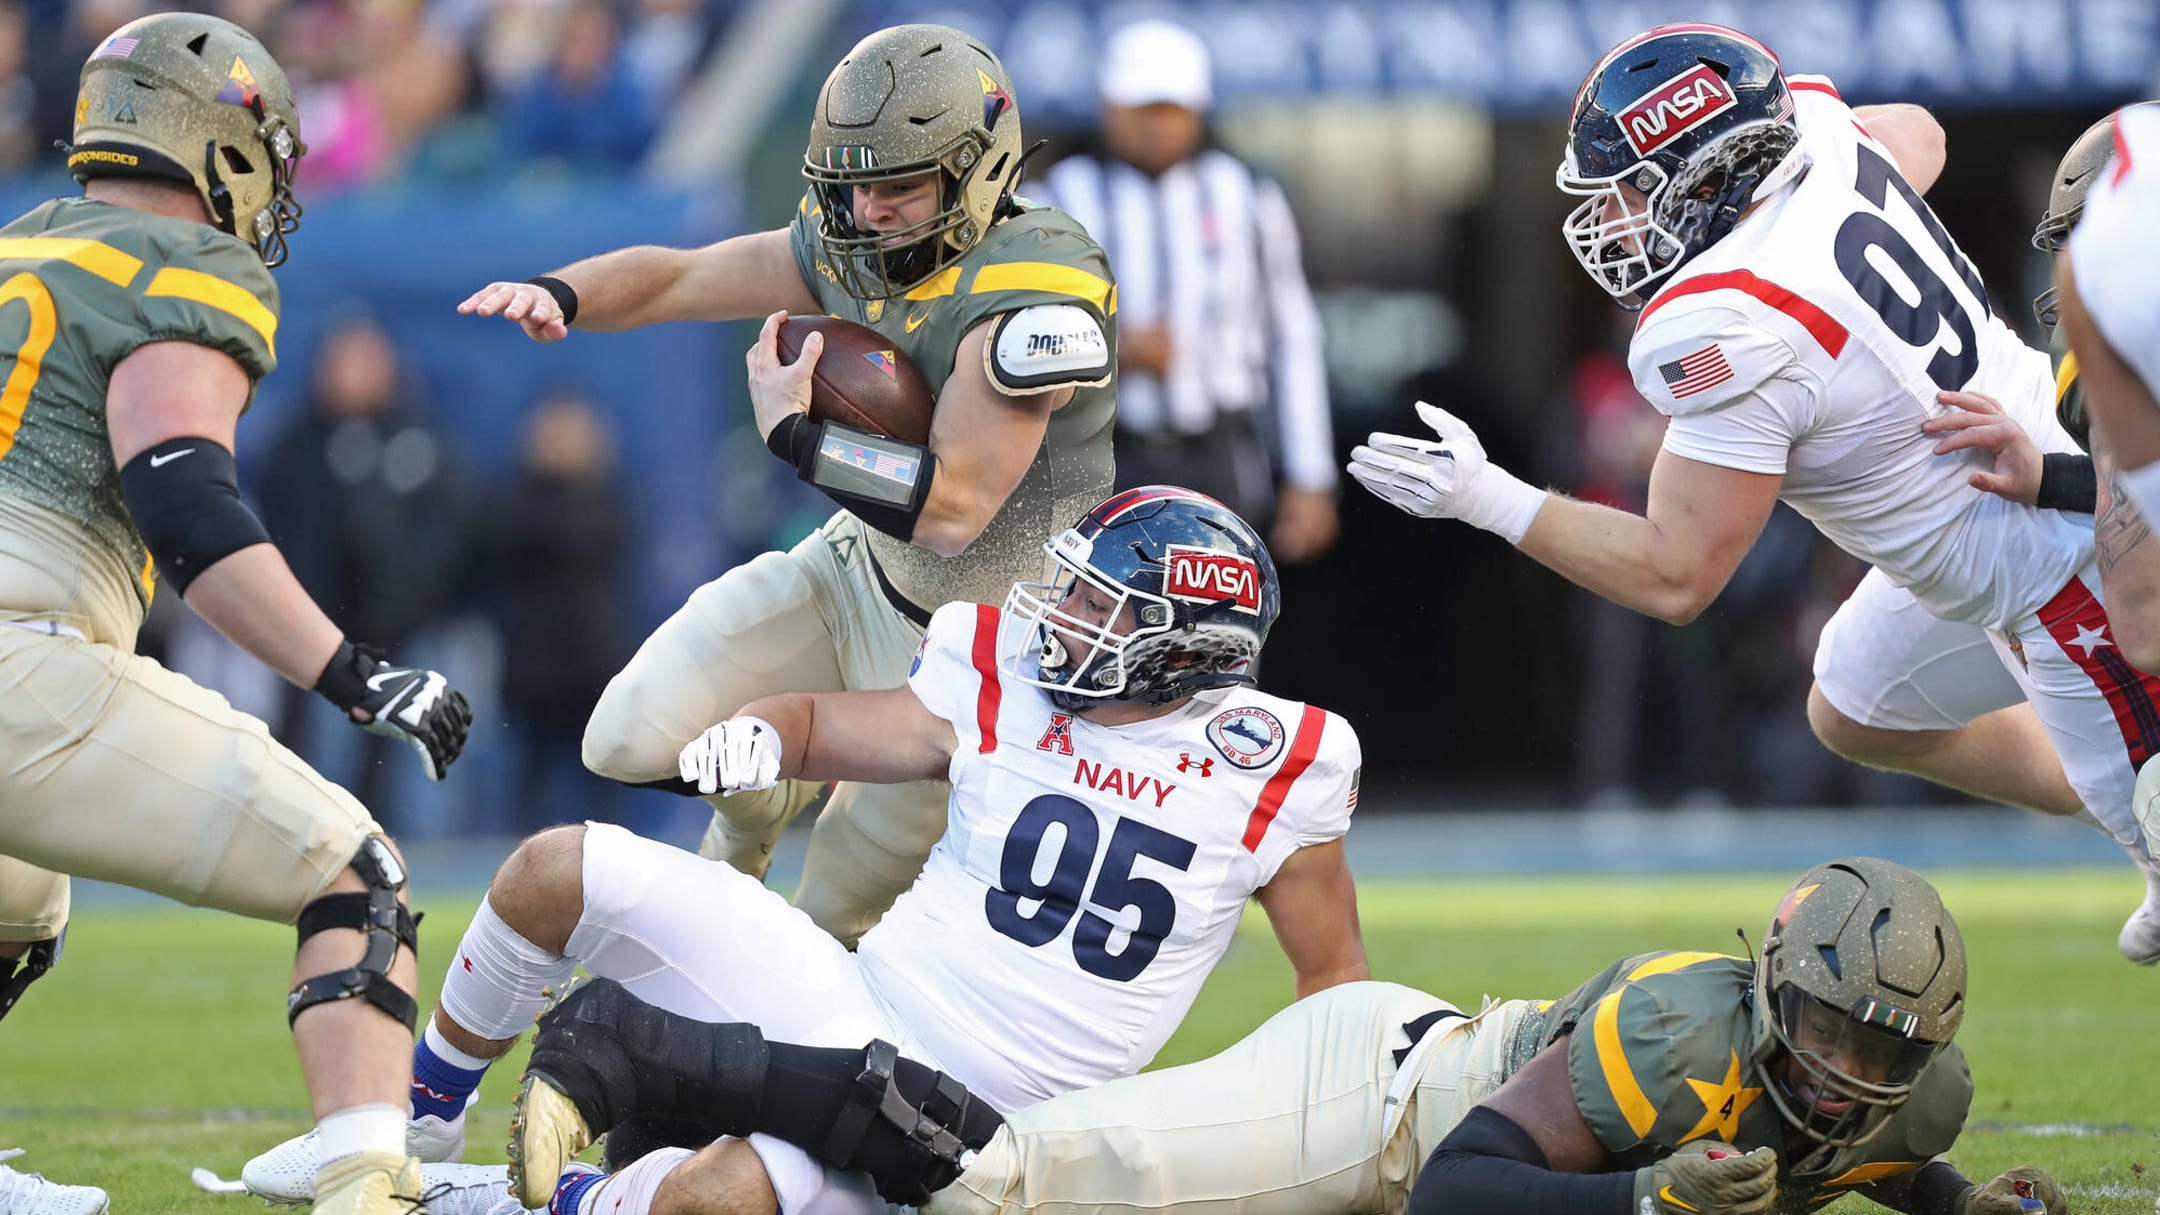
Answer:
top-left (905, 311), bottom-right (930, 333)
top-left (366, 668), bottom-right (415, 692)
top-left (1659, 1185), bottom-right (1698, 1213)
top-left (148, 448), bottom-right (196, 467)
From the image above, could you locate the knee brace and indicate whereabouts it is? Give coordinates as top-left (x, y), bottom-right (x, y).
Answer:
top-left (288, 836), bottom-right (420, 1032)
top-left (0, 929), bottom-right (64, 1024)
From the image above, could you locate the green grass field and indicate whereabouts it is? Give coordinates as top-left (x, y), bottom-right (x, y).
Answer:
top-left (3, 868), bottom-right (2155, 1213)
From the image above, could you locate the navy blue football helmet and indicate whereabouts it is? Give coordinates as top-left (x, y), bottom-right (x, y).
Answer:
top-left (1001, 487), bottom-right (1280, 711)
top-left (1559, 23), bottom-right (1801, 307)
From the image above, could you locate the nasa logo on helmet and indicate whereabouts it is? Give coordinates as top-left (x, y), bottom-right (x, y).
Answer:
top-left (1207, 706), bottom-right (1285, 769)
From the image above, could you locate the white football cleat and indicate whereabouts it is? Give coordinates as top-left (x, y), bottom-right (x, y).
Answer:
top-left (414, 1162), bottom-right (550, 1215)
top-left (241, 1112), bottom-right (468, 1204)
top-left (2120, 849), bottom-right (2160, 966)
top-left (0, 1149), bottom-right (108, 1215)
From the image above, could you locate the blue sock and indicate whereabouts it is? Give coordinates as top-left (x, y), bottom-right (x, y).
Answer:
top-left (409, 1033), bottom-right (487, 1122)
top-left (550, 1166), bottom-right (605, 1215)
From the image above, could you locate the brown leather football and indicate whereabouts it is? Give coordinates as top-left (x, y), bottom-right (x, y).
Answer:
top-left (777, 316), bottom-right (935, 445)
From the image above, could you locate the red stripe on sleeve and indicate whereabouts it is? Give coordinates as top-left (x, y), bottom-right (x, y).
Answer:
top-left (1637, 270), bottom-right (1849, 359)
top-left (1242, 704), bottom-right (1327, 852)
top-left (1788, 79), bottom-right (1842, 100)
top-left (2038, 578), bottom-right (2160, 768)
top-left (969, 603), bottom-right (1002, 754)
top-left (2110, 114), bottom-right (2135, 188)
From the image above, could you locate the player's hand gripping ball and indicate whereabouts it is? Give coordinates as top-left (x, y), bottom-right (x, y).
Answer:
top-left (678, 715), bottom-right (784, 796)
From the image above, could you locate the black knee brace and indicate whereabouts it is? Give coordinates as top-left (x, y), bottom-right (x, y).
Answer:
top-left (0, 929), bottom-right (63, 1024)
top-left (288, 836), bottom-right (420, 1032)
top-left (528, 979), bottom-right (1001, 1204)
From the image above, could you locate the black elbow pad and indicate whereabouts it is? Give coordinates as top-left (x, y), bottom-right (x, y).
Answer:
top-left (118, 437), bottom-right (271, 593)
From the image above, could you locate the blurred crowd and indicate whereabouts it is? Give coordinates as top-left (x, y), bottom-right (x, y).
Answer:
top-left (11, 1), bottom-right (2133, 835)
top-left (10, 0), bottom-right (738, 182)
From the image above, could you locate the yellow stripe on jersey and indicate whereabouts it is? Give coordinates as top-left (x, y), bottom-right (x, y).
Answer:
top-left (1818, 1160), bottom-right (1924, 1188)
top-left (2056, 350), bottom-right (2080, 406)
top-left (139, 550), bottom-right (156, 606)
top-left (905, 265), bottom-right (964, 301)
top-left (970, 262), bottom-right (1114, 312)
top-left (0, 238), bottom-right (143, 287)
top-left (145, 266), bottom-right (277, 357)
top-left (1625, 952), bottom-right (1738, 982)
top-left (1106, 284), bottom-right (1118, 316)
top-left (1591, 990), bottom-right (1658, 1138)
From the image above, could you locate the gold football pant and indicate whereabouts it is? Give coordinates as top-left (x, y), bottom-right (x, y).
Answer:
top-left (581, 512), bottom-right (948, 945)
top-left (928, 982), bottom-right (1540, 1215)
top-left (0, 622), bottom-right (380, 927)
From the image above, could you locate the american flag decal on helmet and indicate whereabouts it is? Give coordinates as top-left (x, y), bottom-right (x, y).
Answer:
top-left (1658, 343), bottom-right (1734, 399)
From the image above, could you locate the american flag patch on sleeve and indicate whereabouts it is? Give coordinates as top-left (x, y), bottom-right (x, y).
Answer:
top-left (1658, 344), bottom-right (1734, 399)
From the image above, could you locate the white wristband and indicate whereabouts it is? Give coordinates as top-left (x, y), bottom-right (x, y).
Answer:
top-left (1462, 465), bottom-right (1550, 545)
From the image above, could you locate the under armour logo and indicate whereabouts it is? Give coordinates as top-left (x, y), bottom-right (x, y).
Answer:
top-left (461, 955), bottom-right (472, 972)
top-left (1176, 752), bottom-right (1213, 777)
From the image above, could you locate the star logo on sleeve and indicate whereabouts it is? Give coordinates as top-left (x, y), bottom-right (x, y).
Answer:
top-left (2066, 622), bottom-right (2112, 657)
top-left (1680, 1050), bottom-right (1763, 1144)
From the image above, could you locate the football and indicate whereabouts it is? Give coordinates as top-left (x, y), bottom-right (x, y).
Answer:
top-left (777, 315), bottom-right (935, 445)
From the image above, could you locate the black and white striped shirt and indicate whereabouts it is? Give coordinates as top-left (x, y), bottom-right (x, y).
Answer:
top-left (1034, 149), bottom-right (1336, 491)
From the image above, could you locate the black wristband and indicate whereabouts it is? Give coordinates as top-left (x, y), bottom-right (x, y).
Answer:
top-left (2037, 452), bottom-right (2098, 514)
top-left (764, 412), bottom-right (821, 473)
top-left (314, 639), bottom-right (380, 710)
top-left (525, 275), bottom-right (579, 326)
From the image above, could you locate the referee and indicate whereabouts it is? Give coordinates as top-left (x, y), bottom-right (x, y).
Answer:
top-left (1036, 20), bottom-right (1339, 561)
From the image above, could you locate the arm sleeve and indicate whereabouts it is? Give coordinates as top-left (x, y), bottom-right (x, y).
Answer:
top-left (1252, 176), bottom-right (1334, 491)
top-left (128, 230), bottom-right (280, 382)
top-left (1411, 1106), bottom-right (1635, 1215)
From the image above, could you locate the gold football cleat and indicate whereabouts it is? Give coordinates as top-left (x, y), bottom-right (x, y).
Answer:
top-left (309, 1152), bottom-right (424, 1215)
top-left (506, 1070), bottom-right (594, 1209)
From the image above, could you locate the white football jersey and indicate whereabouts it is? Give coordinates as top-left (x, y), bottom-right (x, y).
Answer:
top-left (855, 601), bottom-right (1359, 1114)
top-left (1629, 75), bottom-right (2091, 630)
top-left (2069, 105), bottom-right (2160, 404)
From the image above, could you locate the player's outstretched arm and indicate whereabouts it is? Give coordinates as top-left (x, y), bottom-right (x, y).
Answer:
top-left (1253, 840), bottom-right (1368, 998)
top-left (457, 228), bottom-right (818, 341)
top-left (108, 342), bottom-right (474, 780)
top-left (1516, 447), bottom-right (1782, 626)
top-left (2057, 257), bottom-right (2160, 672)
top-left (678, 686), bottom-right (959, 795)
top-left (1862, 1161), bottom-right (2066, 1214)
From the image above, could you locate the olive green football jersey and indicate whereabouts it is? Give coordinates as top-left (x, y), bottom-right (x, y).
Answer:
top-left (1518, 951), bottom-right (1972, 1212)
top-left (789, 195), bottom-right (1117, 612)
top-left (0, 197), bottom-right (278, 642)
top-left (2050, 323), bottom-right (2087, 453)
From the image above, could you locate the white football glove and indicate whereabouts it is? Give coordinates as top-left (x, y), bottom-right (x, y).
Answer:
top-left (677, 715), bottom-right (783, 796)
top-left (1347, 401), bottom-right (1549, 543)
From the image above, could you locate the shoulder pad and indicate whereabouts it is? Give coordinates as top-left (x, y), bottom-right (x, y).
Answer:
top-left (1566, 954), bottom-right (1762, 1157)
top-left (985, 303), bottom-right (1112, 395)
top-left (1629, 297), bottom-right (1803, 417)
top-left (136, 224), bottom-right (282, 380)
top-left (1877, 1044), bottom-right (1972, 1160)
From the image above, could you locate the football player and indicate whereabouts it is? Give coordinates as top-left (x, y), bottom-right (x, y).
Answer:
top-left (1348, 24), bottom-right (2157, 954)
top-left (251, 487), bottom-right (1368, 1215)
top-left (456, 24), bottom-right (1117, 949)
top-left (1804, 107), bottom-right (2160, 963)
top-left (0, 13), bottom-right (472, 1215)
top-left (495, 857), bottom-right (2060, 1215)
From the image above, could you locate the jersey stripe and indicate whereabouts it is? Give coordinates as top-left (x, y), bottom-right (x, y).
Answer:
top-left (1637, 269), bottom-right (1849, 359)
top-left (1787, 79), bottom-right (1842, 101)
top-left (0, 237), bottom-right (142, 287)
top-left (2038, 577), bottom-right (2160, 767)
top-left (1241, 703), bottom-right (1325, 851)
top-left (969, 603), bottom-right (1002, 754)
top-left (1624, 951), bottom-right (1736, 982)
top-left (972, 262), bottom-right (1114, 312)
top-left (144, 266), bottom-right (277, 357)
top-left (1591, 990), bottom-right (1659, 1138)
top-left (2055, 350), bottom-right (2080, 408)
top-left (1818, 1161), bottom-right (1925, 1189)
top-left (905, 265), bottom-right (964, 301)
